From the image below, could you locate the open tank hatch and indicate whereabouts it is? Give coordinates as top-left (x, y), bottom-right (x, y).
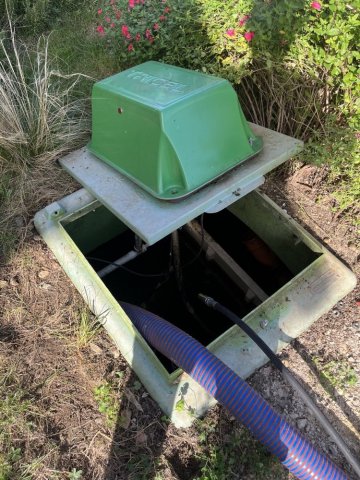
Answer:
top-left (35, 185), bottom-right (356, 427)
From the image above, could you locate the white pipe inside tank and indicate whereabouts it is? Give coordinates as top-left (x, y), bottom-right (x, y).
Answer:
top-left (98, 236), bottom-right (147, 278)
top-left (97, 250), bottom-right (141, 278)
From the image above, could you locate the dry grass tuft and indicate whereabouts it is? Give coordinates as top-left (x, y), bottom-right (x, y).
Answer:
top-left (0, 13), bottom-right (90, 260)
top-left (237, 60), bottom-right (326, 141)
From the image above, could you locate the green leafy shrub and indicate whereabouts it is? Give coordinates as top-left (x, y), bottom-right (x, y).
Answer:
top-left (199, 2), bottom-right (358, 74)
top-left (290, 0), bottom-right (360, 122)
top-left (96, 0), bottom-right (172, 66)
top-left (198, 0), bottom-right (359, 119)
top-left (195, 0), bottom-right (309, 83)
top-left (96, 0), bottom-right (169, 53)
top-left (95, 0), bottom-right (210, 69)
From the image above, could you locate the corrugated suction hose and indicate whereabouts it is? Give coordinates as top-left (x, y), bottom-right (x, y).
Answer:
top-left (121, 302), bottom-right (348, 480)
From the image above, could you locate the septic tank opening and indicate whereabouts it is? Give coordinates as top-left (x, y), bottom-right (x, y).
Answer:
top-left (62, 201), bottom-right (321, 374)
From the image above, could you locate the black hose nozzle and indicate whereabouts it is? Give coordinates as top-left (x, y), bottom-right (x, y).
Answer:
top-left (198, 293), bottom-right (218, 309)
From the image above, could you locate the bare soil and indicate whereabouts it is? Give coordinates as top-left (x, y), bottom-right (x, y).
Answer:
top-left (0, 164), bottom-right (359, 480)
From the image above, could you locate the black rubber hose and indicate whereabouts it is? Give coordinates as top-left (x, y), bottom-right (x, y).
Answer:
top-left (198, 294), bottom-right (360, 479)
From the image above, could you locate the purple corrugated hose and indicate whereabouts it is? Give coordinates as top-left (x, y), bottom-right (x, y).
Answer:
top-left (121, 302), bottom-right (348, 480)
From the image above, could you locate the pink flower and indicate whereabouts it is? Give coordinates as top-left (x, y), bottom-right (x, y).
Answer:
top-left (128, 43), bottom-right (134, 51)
top-left (244, 32), bottom-right (255, 42)
top-left (148, 35), bottom-right (154, 44)
top-left (129, 0), bottom-right (135, 8)
top-left (164, 6), bottom-right (170, 13)
top-left (135, 33), bottom-right (141, 42)
top-left (159, 15), bottom-right (166, 21)
top-left (226, 28), bottom-right (236, 37)
top-left (110, 23), bottom-right (115, 28)
top-left (310, 2), bottom-right (321, 10)
top-left (96, 25), bottom-right (105, 36)
top-left (105, 16), bottom-right (111, 23)
top-left (153, 23), bottom-right (159, 31)
top-left (243, 31), bottom-right (255, 42)
top-left (122, 24), bottom-right (130, 36)
top-left (238, 15), bottom-right (250, 27)
top-left (97, 8), bottom-right (102, 15)
top-left (115, 11), bottom-right (121, 19)
top-left (145, 28), bottom-right (151, 39)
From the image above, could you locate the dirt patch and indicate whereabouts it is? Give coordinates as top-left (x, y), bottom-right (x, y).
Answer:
top-left (0, 165), bottom-right (359, 479)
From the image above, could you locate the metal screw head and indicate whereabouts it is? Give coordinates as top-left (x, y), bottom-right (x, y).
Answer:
top-left (260, 319), bottom-right (268, 329)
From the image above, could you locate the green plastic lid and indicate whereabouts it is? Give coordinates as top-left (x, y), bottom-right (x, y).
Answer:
top-left (89, 61), bottom-right (262, 200)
